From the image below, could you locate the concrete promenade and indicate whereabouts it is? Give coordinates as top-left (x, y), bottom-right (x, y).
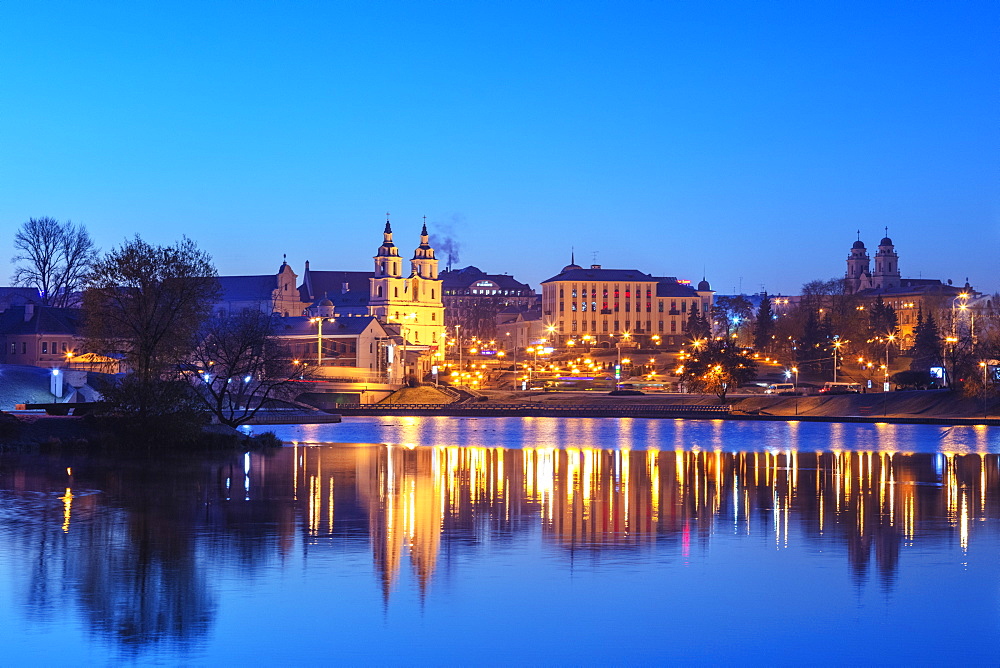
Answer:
top-left (335, 402), bottom-right (1000, 427)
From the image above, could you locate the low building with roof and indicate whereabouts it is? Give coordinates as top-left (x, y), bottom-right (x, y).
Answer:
top-left (0, 287), bottom-right (42, 314)
top-left (540, 255), bottom-right (715, 348)
top-left (215, 258), bottom-right (309, 317)
top-left (0, 304), bottom-right (85, 368)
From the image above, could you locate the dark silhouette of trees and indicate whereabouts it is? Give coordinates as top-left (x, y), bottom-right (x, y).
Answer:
top-left (909, 309), bottom-right (942, 373)
top-left (84, 236), bottom-right (219, 422)
top-left (11, 216), bottom-right (97, 307)
top-left (182, 309), bottom-right (302, 427)
top-left (754, 293), bottom-right (775, 352)
top-left (712, 295), bottom-right (753, 341)
top-left (679, 339), bottom-right (757, 400)
top-left (686, 302), bottom-right (711, 340)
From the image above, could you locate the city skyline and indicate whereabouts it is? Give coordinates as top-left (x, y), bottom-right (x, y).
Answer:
top-left (2, 2), bottom-right (997, 295)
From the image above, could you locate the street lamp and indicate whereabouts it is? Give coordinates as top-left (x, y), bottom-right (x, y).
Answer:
top-left (309, 317), bottom-right (334, 366)
top-left (884, 333), bottom-right (896, 392)
top-left (832, 337), bottom-right (844, 383)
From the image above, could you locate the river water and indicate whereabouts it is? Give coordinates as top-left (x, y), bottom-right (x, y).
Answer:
top-left (1, 417), bottom-right (998, 665)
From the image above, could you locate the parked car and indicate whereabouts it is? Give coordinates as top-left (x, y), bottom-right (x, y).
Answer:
top-left (819, 382), bottom-right (861, 395)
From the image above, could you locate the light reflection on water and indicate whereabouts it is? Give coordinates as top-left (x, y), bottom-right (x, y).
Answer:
top-left (0, 417), bottom-right (998, 665)
top-left (272, 416), bottom-right (1000, 454)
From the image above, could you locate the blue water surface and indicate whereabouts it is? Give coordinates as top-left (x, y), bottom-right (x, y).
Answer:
top-left (0, 417), bottom-right (997, 665)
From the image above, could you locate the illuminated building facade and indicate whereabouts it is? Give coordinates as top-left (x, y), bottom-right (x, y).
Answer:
top-left (540, 258), bottom-right (715, 348)
top-left (843, 234), bottom-right (992, 343)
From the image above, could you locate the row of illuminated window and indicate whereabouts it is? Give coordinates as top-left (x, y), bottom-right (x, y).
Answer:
top-left (558, 300), bottom-right (694, 313)
top-left (557, 320), bottom-right (687, 334)
top-left (8, 340), bottom-right (71, 355)
top-left (557, 285), bottom-right (656, 299)
top-left (444, 289), bottom-right (529, 296)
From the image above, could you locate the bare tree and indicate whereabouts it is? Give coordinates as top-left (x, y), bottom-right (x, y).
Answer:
top-left (12, 216), bottom-right (97, 307)
top-left (183, 309), bottom-right (303, 427)
top-left (84, 236), bottom-right (219, 420)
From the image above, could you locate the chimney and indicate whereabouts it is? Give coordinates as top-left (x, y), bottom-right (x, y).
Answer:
top-left (24, 303), bottom-right (34, 322)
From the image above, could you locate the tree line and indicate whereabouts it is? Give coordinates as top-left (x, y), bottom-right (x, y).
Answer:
top-left (9, 217), bottom-right (301, 438)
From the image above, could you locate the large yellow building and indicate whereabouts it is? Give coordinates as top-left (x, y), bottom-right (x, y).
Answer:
top-left (367, 220), bottom-right (445, 348)
top-left (540, 258), bottom-right (714, 348)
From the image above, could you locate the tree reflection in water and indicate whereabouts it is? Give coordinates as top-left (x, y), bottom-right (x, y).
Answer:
top-left (0, 441), bottom-right (997, 654)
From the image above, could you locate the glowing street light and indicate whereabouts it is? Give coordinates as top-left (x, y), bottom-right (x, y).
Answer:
top-left (832, 336), bottom-right (845, 383)
top-left (309, 317), bottom-right (334, 365)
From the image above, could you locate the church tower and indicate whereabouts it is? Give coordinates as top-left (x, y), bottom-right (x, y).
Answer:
top-left (368, 218), bottom-right (445, 348)
top-left (845, 233), bottom-right (870, 295)
top-left (411, 221), bottom-right (438, 280)
top-left (872, 231), bottom-right (900, 290)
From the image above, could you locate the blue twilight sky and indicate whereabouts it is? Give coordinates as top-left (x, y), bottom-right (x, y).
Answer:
top-left (1, 1), bottom-right (997, 296)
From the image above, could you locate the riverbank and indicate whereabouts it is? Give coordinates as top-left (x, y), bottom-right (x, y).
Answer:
top-left (0, 412), bottom-right (283, 451)
top-left (351, 387), bottom-right (999, 426)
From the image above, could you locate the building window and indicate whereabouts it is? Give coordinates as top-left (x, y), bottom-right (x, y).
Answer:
top-left (431, 289), bottom-right (435, 299)
top-left (658, 301), bottom-right (664, 312)
top-left (431, 313), bottom-right (436, 321)
top-left (603, 321), bottom-right (609, 332)
top-left (658, 321), bottom-right (664, 332)
top-left (592, 302), bottom-right (597, 311)
top-left (572, 303), bottom-right (577, 311)
top-left (681, 301), bottom-right (687, 313)
top-left (646, 320), bottom-right (651, 332)
top-left (614, 320), bottom-right (620, 331)
top-left (572, 288), bottom-right (577, 298)
top-left (572, 321), bottom-right (578, 332)
top-left (42, 342), bottom-right (47, 354)
top-left (10, 343), bottom-right (15, 354)
top-left (625, 302), bottom-right (630, 312)
top-left (559, 301), bottom-right (564, 312)
top-left (394, 287), bottom-right (399, 297)
top-left (559, 320), bottom-right (564, 332)
top-left (671, 320), bottom-right (677, 333)
top-left (581, 302), bottom-right (587, 311)
top-left (21, 343), bottom-right (26, 354)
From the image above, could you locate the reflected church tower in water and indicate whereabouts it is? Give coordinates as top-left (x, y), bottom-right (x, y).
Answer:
top-left (276, 440), bottom-right (1000, 599)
